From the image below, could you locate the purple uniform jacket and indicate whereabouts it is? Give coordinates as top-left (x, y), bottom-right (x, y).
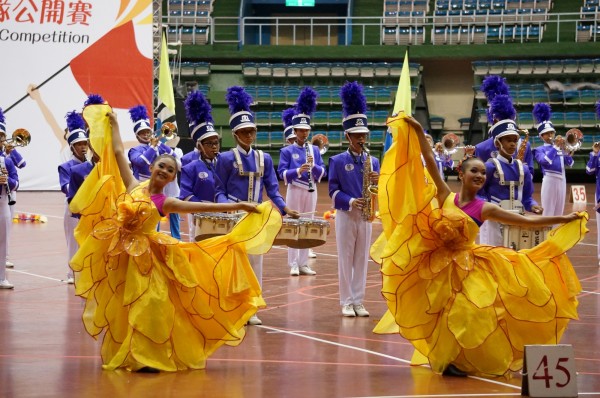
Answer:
top-left (128, 143), bottom-right (174, 180)
top-left (7, 149), bottom-right (26, 169)
top-left (278, 143), bottom-right (327, 188)
top-left (533, 143), bottom-right (574, 177)
top-left (179, 158), bottom-right (220, 202)
top-left (479, 156), bottom-right (538, 212)
top-left (328, 150), bottom-right (381, 211)
top-left (214, 147), bottom-right (286, 213)
top-left (67, 161), bottom-right (95, 203)
top-left (181, 148), bottom-right (201, 168)
top-left (585, 152), bottom-right (600, 210)
top-left (0, 156), bottom-right (19, 193)
top-left (58, 158), bottom-right (83, 196)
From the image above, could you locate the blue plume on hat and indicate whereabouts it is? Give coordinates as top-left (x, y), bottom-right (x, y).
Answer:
top-left (481, 75), bottom-right (510, 102)
top-left (0, 107), bottom-right (6, 133)
top-left (84, 94), bottom-right (104, 106)
top-left (129, 105), bottom-right (149, 123)
top-left (184, 91), bottom-right (213, 125)
top-left (66, 111), bottom-right (86, 132)
top-left (282, 107), bottom-right (295, 128)
top-left (489, 94), bottom-right (516, 121)
top-left (532, 103), bottom-right (552, 125)
top-left (295, 87), bottom-right (318, 116)
top-left (226, 86), bottom-right (253, 114)
top-left (341, 81), bottom-right (367, 117)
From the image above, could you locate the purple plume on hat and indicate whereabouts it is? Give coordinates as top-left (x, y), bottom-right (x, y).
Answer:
top-left (481, 75), bottom-right (510, 103)
top-left (532, 103), bottom-right (552, 125)
top-left (84, 94), bottom-right (105, 106)
top-left (295, 87), bottom-right (318, 116)
top-left (66, 111), bottom-right (86, 132)
top-left (226, 86), bottom-right (253, 114)
top-left (128, 105), bottom-right (149, 123)
top-left (340, 81), bottom-right (367, 118)
top-left (184, 91), bottom-right (213, 125)
top-left (489, 94), bottom-right (516, 121)
top-left (0, 107), bottom-right (5, 125)
top-left (282, 107), bottom-right (295, 129)
top-left (596, 100), bottom-right (600, 120)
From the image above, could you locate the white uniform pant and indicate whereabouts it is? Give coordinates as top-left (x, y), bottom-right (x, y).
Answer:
top-left (541, 173), bottom-right (566, 217)
top-left (6, 191), bottom-right (14, 259)
top-left (285, 184), bottom-right (317, 268)
top-left (248, 254), bottom-right (263, 288)
top-left (187, 213), bottom-right (195, 243)
top-left (335, 207), bottom-right (371, 306)
top-left (0, 189), bottom-right (10, 280)
top-left (64, 201), bottom-right (79, 278)
top-left (479, 219), bottom-right (503, 246)
top-left (596, 193), bottom-right (600, 261)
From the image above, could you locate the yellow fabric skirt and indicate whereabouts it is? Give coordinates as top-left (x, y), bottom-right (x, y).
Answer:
top-left (372, 114), bottom-right (587, 377)
top-left (70, 104), bottom-right (281, 371)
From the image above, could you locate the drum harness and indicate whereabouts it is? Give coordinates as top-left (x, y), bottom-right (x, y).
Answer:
top-left (490, 158), bottom-right (525, 214)
top-left (232, 148), bottom-right (264, 203)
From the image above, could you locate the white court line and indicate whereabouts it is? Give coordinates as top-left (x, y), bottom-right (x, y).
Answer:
top-left (351, 394), bottom-right (521, 398)
top-left (8, 269), bottom-right (66, 282)
top-left (582, 290), bottom-right (600, 295)
top-left (257, 325), bottom-right (520, 391)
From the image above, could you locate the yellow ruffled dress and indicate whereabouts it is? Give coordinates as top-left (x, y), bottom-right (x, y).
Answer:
top-left (69, 104), bottom-right (281, 371)
top-left (371, 115), bottom-right (587, 377)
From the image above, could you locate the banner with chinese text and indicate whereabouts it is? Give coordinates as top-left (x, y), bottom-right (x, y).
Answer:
top-left (0, 0), bottom-right (152, 190)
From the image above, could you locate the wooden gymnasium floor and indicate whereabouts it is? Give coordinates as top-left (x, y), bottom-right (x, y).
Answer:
top-left (1, 181), bottom-right (599, 398)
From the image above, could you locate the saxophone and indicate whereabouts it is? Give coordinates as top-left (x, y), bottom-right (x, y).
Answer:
top-left (359, 143), bottom-right (378, 222)
top-left (516, 129), bottom-right (529, 161)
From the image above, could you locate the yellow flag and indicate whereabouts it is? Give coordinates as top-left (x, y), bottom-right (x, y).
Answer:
top-left (157, 32), bottom-right (176, 122)
top-left (392, 51), bottom-right (412, 116)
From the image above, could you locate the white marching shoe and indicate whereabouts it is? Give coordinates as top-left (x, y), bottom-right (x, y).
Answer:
top-left (247, 314), bottom-right (262, 325)
top-left (308, 249), bottom-right (317, 258)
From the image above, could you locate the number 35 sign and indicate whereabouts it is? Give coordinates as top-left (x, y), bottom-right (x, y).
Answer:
top-left (521, 345), bottom-right (578, 397)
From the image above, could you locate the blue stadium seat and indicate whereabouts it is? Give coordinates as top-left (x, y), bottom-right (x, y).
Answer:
top-left (581, 112), bottom-right (598, 128)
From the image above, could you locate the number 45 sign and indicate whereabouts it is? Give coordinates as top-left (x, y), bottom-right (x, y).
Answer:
top-left (521, 345), bottom-right (577, 397)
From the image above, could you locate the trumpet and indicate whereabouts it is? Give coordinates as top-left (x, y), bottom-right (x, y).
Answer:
top-left (0, 129), bottom-right (29, 206)
top-left (155, 122), bottom-right (178, 142)
top-left (564, 128), bottom-right (583, 152)
top-left (440, 133), bottom-right (461, 156)
top-left (311, 133), bottom-right (329, 155)
top-left (2, 128), bottom-right (31, 149)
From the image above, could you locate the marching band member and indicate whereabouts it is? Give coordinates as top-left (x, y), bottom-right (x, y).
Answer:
top-left (0, 108), bottom-right (19, 288)
top-left (475, 76), bottom-right (534, 170)
top-left (433, 139), bottom-right (455, 181)
top-left (278, 88), bottom-right (326, 276)
top-left (585, 100), bottom-right (600, 265)
top-left (532, 103), bottom-right (573, 217)
top-left (127, 105), bottom-right (180, 239)
top-left (282, 108), bottom-right (297, 146)
top-left (215, 86), bottom-right (299, 326)
top-left (479, 97), bottom-right (542, 246)
top-left (57, 111), bottom-right (89, 284)
top-left (328, 82), bottom-right (379, 317)
top-left (179, 91), bottom-right (221, 242)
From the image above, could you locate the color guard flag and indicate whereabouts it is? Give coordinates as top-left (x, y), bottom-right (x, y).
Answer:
top-left (383, 51), bottom-right (412, 153)
top-left (156, 32), bottom-right (177, 128)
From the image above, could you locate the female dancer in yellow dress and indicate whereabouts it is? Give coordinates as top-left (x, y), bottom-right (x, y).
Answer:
top-left (69, 99), bottom-right (281, 372)
top-left (372, 114), bottom-right (587, 378)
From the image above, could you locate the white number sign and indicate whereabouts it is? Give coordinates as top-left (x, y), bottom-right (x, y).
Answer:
top-left (570, 185), bottom-right (587, 212)
top-left (522, 345), bottom-right (578, 397)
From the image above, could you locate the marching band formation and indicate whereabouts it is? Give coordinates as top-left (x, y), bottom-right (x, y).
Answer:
top-left (0, 75), bottom-right (596, 376)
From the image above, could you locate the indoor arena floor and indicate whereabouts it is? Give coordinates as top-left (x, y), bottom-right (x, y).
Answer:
top-left (1, 181), bottom-right (599, 398)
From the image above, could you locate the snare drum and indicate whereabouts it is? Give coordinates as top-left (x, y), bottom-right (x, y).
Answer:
top-left (194, 213), bottom-right (242, 241)
top-left (289, 218), bottom-right (331, 249)
top-left (502, 224), bottom-right (551, 250)
top-left (274, 219), bottom-right (300, 247)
